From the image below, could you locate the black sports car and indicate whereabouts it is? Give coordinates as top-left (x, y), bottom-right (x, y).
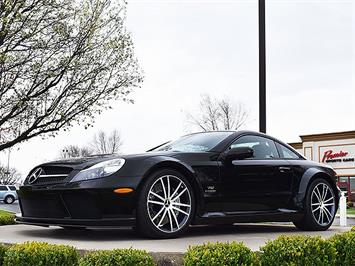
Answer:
top-left (17, 131), bottom-right (340, 238)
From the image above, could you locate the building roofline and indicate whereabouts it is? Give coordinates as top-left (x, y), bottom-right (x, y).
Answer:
top-left (300, 130), bottom-right (355, 142)
top-left (288, 142), bottom-right (303, 149)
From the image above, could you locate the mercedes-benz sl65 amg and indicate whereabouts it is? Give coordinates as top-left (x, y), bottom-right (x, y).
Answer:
top-left (17, 131), bottom-right (339, 238)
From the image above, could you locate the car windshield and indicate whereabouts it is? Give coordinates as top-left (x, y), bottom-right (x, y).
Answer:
top-left (154, 132), bottom-right (233, 152)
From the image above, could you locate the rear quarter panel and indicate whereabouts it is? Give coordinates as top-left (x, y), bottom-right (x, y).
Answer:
top-left (287, 159), bottom-right (338, 208)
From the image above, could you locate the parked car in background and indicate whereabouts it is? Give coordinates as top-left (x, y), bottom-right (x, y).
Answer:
top-left (0, 185), bottom-right (18, 204)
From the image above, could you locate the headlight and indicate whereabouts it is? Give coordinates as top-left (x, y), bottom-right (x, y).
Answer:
top-left (70, 158), bottom-right (125, 182)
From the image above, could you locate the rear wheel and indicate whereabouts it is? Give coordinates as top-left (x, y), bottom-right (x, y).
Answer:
top-left (4, 195), bottom-right (15, 204)
top-left (293, 178), bottom-right (337, 231)
top-left (136, 169), bottom-right (195, 238)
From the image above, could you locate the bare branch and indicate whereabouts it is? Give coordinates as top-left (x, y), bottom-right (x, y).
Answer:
top-left (90, 129), bottom-right (122, 154)
top-left (186, 94), bottom-right (249, 131)
top-left (59, 145), bottom-right (92, 159)
top-left (0, 164), bottom-right (22, 185)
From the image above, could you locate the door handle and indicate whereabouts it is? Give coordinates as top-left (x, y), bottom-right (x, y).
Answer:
top-left (279, 166), bottom-right (291, 172)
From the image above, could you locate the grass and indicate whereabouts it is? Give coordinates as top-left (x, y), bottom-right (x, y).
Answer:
top-left (337, 207), bottom-right (355, 215)
top-left (0, 209), bottom-right (12, 215)
top-left (346, 207), bottom-right (355, 215)
top-left (0, 209), bottom-right (16, 225)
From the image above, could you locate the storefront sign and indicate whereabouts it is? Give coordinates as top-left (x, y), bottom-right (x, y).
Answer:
top-left (319, 144), bottom-right (355, 169)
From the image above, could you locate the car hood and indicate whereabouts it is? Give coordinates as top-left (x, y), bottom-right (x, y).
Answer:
top-left (38, 151), bottom-right (179, 170)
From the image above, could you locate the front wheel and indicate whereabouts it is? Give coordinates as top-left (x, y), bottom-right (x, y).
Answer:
top-left (293, 178), bottom-right (337, 231)
top-left (136, 169), bottom-right (195, 238)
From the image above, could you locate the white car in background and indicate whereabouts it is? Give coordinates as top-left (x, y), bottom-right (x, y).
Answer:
top-left (0, 185), bottom-right (18, 204)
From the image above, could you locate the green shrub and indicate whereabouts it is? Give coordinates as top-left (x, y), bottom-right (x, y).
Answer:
top-left (80, 249), bottom-right (156, 266)
top-left (328, 231), bottom-right (355, 266)
top-left (260, 235), bottom-right (336, 266)
top-left (351, 226), bottom-right (355, 232)
top-left (184, 242), bottom-right (256, 266)
top-left (3, 242), bottom-right (79, 266)
top-left (0, 211), bottom-right (15, 226)
top-left (0, 245), bottom-right (7, 266)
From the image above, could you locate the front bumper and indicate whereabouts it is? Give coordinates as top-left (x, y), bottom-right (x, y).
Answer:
top-left (17, 176), bottom-right (141, 228)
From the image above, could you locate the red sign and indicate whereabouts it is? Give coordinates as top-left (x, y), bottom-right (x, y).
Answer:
top-left (322, 150), bottom-right (348, 163)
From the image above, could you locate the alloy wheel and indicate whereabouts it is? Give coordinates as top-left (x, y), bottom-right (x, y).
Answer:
top-left (310, 183), bottom-right (335, 226)
top-left (146, 175), bottom-right (192, 233)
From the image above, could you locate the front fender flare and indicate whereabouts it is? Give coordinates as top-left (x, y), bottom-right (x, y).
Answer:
top-left (136, 156), bottom-right (205, 213)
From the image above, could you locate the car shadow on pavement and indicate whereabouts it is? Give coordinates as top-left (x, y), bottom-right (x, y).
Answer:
top-left (16, 223), bottom-right (302, 241)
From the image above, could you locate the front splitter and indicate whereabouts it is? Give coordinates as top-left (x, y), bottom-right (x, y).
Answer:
top-left (16, 214), bottom-right (136, 229)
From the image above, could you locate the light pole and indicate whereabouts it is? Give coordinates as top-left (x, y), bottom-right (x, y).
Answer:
top-left (7, 148), bottom-right (11, 174)
top-left (259, 0), bottom-right (266, 133)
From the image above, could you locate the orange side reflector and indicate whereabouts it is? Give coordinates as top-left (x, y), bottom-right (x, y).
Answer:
top-left (114, 188), bottom-right (133, 194)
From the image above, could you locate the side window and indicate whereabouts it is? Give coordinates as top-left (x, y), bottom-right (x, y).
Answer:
top-left (230, 135), bottom-right (279, 159)
top-left (0, 186), bottom-right (7, 191)
top-left (276, 142), bottom-right (300, 159)
top-left (9, 186), bottom-right (16, 191)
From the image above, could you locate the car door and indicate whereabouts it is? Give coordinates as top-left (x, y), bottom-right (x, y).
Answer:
top-left (219, 135), bottom-right (294, 212)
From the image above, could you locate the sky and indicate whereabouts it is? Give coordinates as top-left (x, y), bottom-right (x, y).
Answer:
top-left (0, 0), bottom-right (354, 177)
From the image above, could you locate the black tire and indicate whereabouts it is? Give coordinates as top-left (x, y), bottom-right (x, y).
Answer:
top-left (136, 169), bottom-right (196, 239)
top-left (293, 178), bottom-right (337, 231)
top-left (4, 195), bottom-right (15, 204)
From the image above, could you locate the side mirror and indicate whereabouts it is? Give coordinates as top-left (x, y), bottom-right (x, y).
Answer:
top-left (222, 147), bottom-right (254, 162)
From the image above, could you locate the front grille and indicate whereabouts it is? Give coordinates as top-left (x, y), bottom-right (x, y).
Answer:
top-left (34, 175), bottom-right (68, 185)
top-left (27, 166), bottom-right (73, 185)
top-left (41, 166), bottom-right (72, 175)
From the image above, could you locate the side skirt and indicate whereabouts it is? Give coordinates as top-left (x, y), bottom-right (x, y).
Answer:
top-left (192, 209), bottom-right (303, 225)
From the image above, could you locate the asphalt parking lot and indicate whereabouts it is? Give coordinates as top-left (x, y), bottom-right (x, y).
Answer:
top-left (0, 223), bottom-right (351, 252)
top-left (0, 201), bottom-right (20, 213)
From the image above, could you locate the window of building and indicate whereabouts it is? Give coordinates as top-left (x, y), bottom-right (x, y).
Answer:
top-left (350, 176), bottom-right (355, 190)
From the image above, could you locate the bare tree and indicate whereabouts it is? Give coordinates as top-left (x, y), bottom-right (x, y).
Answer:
top-left (0, 165), bottom-right (22, 185)
top-left (187, 94), bottom-right (249, 131)
top-left (90, 129), bottom-right (122, 154)
top-left (0, 0), bottom-right (142, 152)
top-left (218, 99), bottom-right (249, 131)
top-left (60, 145), bottom-right (92, 159)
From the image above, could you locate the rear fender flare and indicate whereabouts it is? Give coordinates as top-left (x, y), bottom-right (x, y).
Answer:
top-left (296, 167), bottom-right (337, 208)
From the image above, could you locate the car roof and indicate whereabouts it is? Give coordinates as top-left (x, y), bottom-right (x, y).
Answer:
top-left (210, 130), bottom-right (303, 157)
top-left (182, 130), bottom-right (236, 136)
